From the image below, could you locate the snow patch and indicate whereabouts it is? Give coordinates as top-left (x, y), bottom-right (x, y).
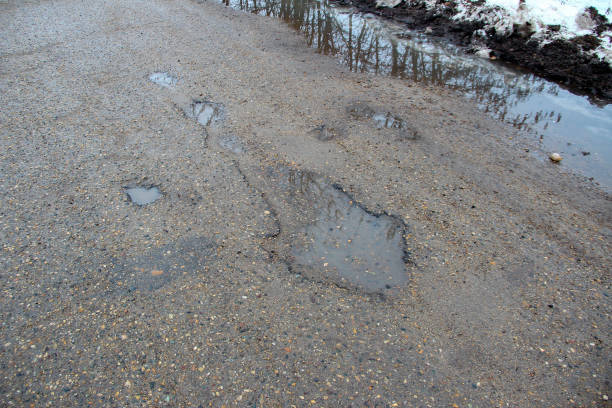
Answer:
top-left (376, 0), bottom-right (402, 7)
top-left (418, 0), bottom-right (612, 63)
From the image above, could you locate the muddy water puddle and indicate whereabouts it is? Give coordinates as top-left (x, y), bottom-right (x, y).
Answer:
top-left (290, 182), bottom-right (409, 291)
top-left (347, 102), bottom-right (419, 139)
top-left (218, 0), bottom-right (612, 191)
top-left (247, 164), bottom-right (410, 291)
top-left (125, 186), bottom-right (162, 205)
top-left (372, 112), bottom-right (405, 129)
top-left (185, 100), bottom-right (225, 128)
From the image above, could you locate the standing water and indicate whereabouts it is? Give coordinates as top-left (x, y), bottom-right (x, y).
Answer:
top-left (217, 0), bottom-right (612, 192)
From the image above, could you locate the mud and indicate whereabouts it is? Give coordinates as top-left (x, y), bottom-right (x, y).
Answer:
top-left (239, 163), bottom-right (411, 292)
top-left (332, 0), bottom-right (612, 100)
top-left (488, 34), bottom-right (612, 98)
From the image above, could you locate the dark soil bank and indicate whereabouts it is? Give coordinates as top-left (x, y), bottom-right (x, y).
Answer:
top-left (332, 0), bottom-right (612, 100)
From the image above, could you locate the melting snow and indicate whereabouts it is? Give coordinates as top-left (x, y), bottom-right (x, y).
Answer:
top-left (423, 0), bottom-right (612, 62)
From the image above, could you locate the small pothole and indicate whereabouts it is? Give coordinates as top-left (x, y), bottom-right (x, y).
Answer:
top-left (309, 124), bottom-right (342, 141)
top-left (125, 186), bottom-right (162, 206)
top-left (185, 100), bottom-right (225, 128)
top-left (149, 72), bottom-right (177, 88)
top-left (373, 112), bottom-right (405, 129)
top-left (347, 102), bottom-right (419, 140)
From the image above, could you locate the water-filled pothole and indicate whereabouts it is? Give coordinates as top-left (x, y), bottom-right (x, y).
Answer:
top-left (373, 112), bottom-right (405, 129)
top-left (309, 124), bottom-right (342, 141)
top-left (291, 182), bottom-right (410, 291)
top-left (149, 72), bottom-right (177, 88)
top-left (249, 164), bottom-right (410, 291)
top-left (185, 100), bottom-right (225, 128)
top-left (125, 186), bottom-right (162, 206)
top-left (347, 102), bottom-right (419, 140)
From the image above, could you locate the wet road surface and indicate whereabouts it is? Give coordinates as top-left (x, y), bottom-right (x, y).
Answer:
top-left (0, 0), bottom-right (610, 406)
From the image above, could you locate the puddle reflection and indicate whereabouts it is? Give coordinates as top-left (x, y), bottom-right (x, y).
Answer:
top-left (258, 165), bottom-right (410, 291)
top-left (187, 100), bottom-right (225, 128)
top-left (149, 72), bottom-right (177, 88)
top-left (125, 186), bottom-right (162, 206)
top-left (220, 0), bottom-right (612, 191)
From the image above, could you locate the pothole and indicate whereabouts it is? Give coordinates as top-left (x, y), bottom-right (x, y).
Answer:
top-left (125, 186), bottom-right (162, 206)
top-left (184, 100), bottom-right (225, 128)
top-left (348, 102), bottom-right (419, 140)
top-left (373, 112), bottom-right (405, 129)
top-left (289, 175), bottom-right (410, 291)
top-left (309, 124), bottom-right (343, 141)
top-left (249, 164), bottom-right (411, 292)
top-left (149, 72), bottom-right (177, 88)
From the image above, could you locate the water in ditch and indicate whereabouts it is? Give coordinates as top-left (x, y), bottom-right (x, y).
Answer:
top-left (219, 0), bottom-right (612, 191)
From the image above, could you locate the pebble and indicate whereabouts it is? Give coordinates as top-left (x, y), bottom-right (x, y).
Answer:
top-left (549, 153), bottom-right (562, 162)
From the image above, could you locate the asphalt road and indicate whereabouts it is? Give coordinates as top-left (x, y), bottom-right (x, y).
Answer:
top-left (1, 0), bottom-right (610, 406)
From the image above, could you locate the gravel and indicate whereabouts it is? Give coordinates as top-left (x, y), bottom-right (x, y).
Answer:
top-left (0, 0), bottom-right (610, 406)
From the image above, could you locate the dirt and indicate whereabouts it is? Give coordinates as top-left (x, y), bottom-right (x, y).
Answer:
top-left (332, 0), bottom-right (612, 100)
top-left (0, 0), bottom-right (610, 406)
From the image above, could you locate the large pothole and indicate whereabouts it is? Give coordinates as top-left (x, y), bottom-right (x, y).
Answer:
top-left (244, 163), bottom-right (411, 292)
